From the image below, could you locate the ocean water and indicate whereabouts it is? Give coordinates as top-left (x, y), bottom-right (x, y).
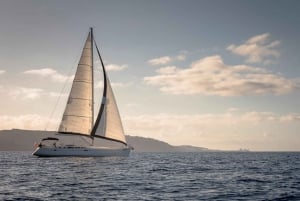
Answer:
top-left (0, 152), bottom-right (299, 200)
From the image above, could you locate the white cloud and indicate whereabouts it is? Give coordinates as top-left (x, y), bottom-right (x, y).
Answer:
top-left (111, 82), bottom-right (133, 87)
top-left (0, 114), bottom-right (59, 131)
top-left (105, 64), bottom-right (128, 71)
top-left (95, 81), bottom-right (133, 88)
top-left (227, 107), bottom-right (241, 113)
top-left (176, 54), bottom-right (186, 61)
top-left (94, 60), bottom-right (128, 72)
top-left (0, 110), bottom-right (299, 150)
top-left (227, 33), bottom-right (280, 64)
top-left (280, 113), bottom-right (300, 122)
top-left (123, 111), bottom-right (300, 150)
top-left (148, 56), bottom-right (172, 65)
top-left (0, 86), bottom-right (66, 100)
top-left (24, 68), bottom-right (73, 82)
top-left (124, 112), bottom-right (280, 136)
top-left (49, 92), bottom-right (68, 97)
top-left (144, 55), bottom-right (297, 96)
top-left (9, 87), bottom-right (44, 100)
top-left (155, 66), bottom-right (177, 74)
top-left (0, 111), bottom-right (298, 150)
top-left (0, 70), bottom-right (5, 75)
top-left (148, 52), bottom-right (187, 66)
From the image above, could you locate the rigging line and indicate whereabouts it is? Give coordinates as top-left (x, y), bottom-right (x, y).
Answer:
top-left (72, 80), bottom-right (92, 84)
top-left (43, 64), bottom-right (75, 131)
top-left (91, 27), bottom-right (94, 130)
top-left (67, 97), bottom-right (92, 101)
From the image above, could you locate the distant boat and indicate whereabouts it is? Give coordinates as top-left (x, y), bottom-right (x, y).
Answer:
top-left (33, 28), bottom-right (132, 157)
top-left (238, 148), bottom-right (250, 152)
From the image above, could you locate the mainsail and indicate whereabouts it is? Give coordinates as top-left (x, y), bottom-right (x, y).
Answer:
top-left (58, 30), bottom-right (93, 136)
top-left (58, 28), bottom-right (127, 145)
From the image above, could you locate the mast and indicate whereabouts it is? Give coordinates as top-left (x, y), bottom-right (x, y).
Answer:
top-left (90, 27), bottom-right (94, 132)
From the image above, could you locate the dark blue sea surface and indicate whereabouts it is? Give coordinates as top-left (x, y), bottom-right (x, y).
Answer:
top-left (0, 152), bottom-right (299, 200)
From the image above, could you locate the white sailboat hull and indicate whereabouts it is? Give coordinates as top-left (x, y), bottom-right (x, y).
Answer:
top-left (32, 146), bottom-right (131, 157)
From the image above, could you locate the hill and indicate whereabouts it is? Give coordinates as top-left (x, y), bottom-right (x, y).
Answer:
top-left (0, 129), bottom-right (210, 152)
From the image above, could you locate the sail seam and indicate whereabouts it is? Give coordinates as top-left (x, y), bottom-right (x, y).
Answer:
top-left (78, 62), bottom-right (91, 64)
top-left (68, 97), bottom-right (92, 100)
top-left (62, 114), bottom-right (92, 118)
top-left (72, 80), bottom-right (92, 84)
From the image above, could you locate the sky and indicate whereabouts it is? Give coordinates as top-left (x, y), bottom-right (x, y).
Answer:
top-left (0, 0), bottom-right (300, 151)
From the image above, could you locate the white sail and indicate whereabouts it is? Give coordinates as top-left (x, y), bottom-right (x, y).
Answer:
top-left (58, 32), bottom-right (93, 136)
top-left (94, 77), bottom-right (127, 144)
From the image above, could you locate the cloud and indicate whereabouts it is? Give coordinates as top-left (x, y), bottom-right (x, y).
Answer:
top-left (0, 114), bottom-right (59, 131)
top-left (9, 87), bottom-right (44, 100)
top-left (48, 92), bottom-right (68, 97)
top-left (95, 81), bottom-right (133, 89)
top-left (0, 86), bottom-right (66, 100)
top-left (227, 33), bottom-right (280, 64)
top-left (94, 60), bottom-right (128, 72)
top-left (123, 111), bottom-right (300, 150)
top-left (280, 113), bottom-right (300, 122)
top-left (0, 70), bottom-right (5, 75)
top-left (148, 56), bottom-right (172, 65)
top-left (124, 111), bottom-right (283, 136)
top-left (144, 55), bottom-right (297, 96)
top-left (24, 68), bottom-right (73, 82)
top-left (148, 52), bottom-right (187, 66)
top-left (176, 54), bottom-right (186, 61)
top-left (1, 111), bottom-right (299, 150)
top-left (155, 66), bottom-right (177, 74)
top-left (124, 111), bottom-right (282, 137)
top-left (111, 82), bottom-right (133, 87)
top-left (105, 64), bottom-right (128, 71)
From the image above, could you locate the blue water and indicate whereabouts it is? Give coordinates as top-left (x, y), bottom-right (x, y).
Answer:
top-left (0, 152), bottom-right (299, 200)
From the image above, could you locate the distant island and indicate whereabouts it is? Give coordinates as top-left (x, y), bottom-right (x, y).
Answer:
top-left (0, 129), bottom-right (214, 152)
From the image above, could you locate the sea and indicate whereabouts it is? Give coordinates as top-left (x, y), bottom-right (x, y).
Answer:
top-left (0, 152), bottom-right (299, 200)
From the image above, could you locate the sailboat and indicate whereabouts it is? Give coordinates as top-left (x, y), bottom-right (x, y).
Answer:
top-left (33, 28), bottom-right (132, 157)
